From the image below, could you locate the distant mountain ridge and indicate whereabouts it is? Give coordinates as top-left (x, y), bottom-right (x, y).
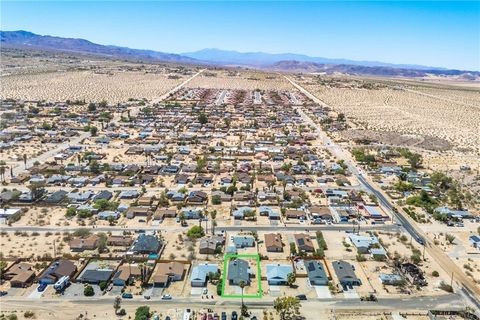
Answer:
top-left (182, 48), bottom-right (445, 70)
top-left (0, 30), bottom-right (199, 63)
top-left (268, 60), bottom-right (480, 78)
top-left (1, 30), bottom-right (478, 78)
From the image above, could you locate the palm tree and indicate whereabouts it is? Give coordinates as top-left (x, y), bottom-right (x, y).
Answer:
top-left (0, 161), bottom-right (6, 183)
top-left (239, 280), bottom-right (246, 313)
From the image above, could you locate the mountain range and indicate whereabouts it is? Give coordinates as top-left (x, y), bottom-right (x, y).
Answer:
top-left (0, 30), bottom-right (198, 63)
top-left (1, 30), bottom-right (478, 78)
top-left (181, 48), bottom-right (438, 70)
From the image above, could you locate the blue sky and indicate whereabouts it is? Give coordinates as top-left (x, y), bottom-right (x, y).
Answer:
top-left (1, 1), bottom-right (479, 70)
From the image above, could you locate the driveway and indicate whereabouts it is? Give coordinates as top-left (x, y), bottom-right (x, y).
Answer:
top-left (190, 287), bottom-right (204, 296)
top-left (314, 285), bottom-right (332, 299)
top-left (268, 285), bottom-right (281, 296)
top-left (27, 285), bottom-right (47, 299)
top-left (343, 287), bottom-right (359, 299)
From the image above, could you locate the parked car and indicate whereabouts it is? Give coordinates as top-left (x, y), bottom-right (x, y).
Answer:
top-left (295, 294), bottom-right (307, 300)
top-left (221, 312), bottom-right (227, 320)
top-left (161, 294), bottom-right (172, 300)
top-left (0, 291), bottom-right (8, 296)
top-left (231, 311), bottom-right (238, 320)
top-left (37, 283), bottom-right (48, 292)
top-left (144, 295), bottom-right (151, 300)
top-left (121, 293), bottom-right (133, 299)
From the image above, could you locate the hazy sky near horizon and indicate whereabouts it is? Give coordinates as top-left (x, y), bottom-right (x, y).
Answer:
top-left (1, 1), bottom-right (479, 70)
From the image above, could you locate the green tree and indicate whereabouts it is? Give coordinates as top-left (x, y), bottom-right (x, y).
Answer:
top-left (239, 280), bottom-right (247, 316)
top-left (186, 225), bottom-right (205, 239)
top-left (135, 306), bottom-right (150, 320)
top-left (212, 195), bottom-right (221, 205)
top-left (90, 126), bottom-right (98, 136)
top-left (274, 296), bottom-right (301, 320)
top-left (84, 285), bottom-right (94, 296)
top-left (445, 233), bottom-right (456, 244)
top-left (65, 207), bottom-right (77, 218)
top-left (89, 160), bottom-right (100, 174)
top-left (198, 113), bottom-right (208, 125)
top-left (99, 281), bottom-right (108, 291)
top-left (99, 100), bottom-right (108, 108)
top-left (286, 272), bottom-right (296, 287)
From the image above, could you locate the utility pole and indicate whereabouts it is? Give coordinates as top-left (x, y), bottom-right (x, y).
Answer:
top-left (450, 272), bottom-right (454, 288)
top-left (53, 239), bottom-right (56, 258)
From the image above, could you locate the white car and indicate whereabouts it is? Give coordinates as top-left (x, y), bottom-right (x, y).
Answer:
top-left (161, 294), bottom-right (172, 300)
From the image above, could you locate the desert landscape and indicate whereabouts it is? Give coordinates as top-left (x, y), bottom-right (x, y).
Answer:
top-left (0, 15), bottom-right (479, 320)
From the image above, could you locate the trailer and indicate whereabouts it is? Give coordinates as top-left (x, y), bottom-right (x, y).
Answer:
top-left (53, 276), bottom-right (70, 292)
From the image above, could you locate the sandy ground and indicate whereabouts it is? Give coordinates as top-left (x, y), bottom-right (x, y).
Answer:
top-left (1, 71), bottom-right (186, 103)
top-left (300, 76), bottom-right (480, 154)
top-left (188, 70), bottom-right (295, 90)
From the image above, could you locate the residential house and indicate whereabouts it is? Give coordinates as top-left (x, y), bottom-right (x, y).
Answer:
top-left (309, 206), bottom-right (333, 222)
top-left (97, 211), bottom-right (120, 220)
top-left (129, 234), bottom-right (161, 255)
top-left (69, 235), bottom-right (99, 252)
top-left (187, 191), bottom-right (208, 204)
top-left (107, 235), bottom-right (133, 247)
top-left (118, 190), bottom-right (140, 199)
top-left (39, 260), bottom-right (77, 285)
top-left (152, 262), bottom-right (185, 287)
top-left (126, 206), bottom-right (151, 219)
top-left (78, 269), bottom-right (114, 284)
top-left (232, 236), bottom-right (255, 248)
top-left (227, 259), bottom-right (250, 286)
top-left (265, 233), bottom-right (283, 252)
top-left (332, 260), bottom-right (361, 288)
top-left (266, 264), bottom-right (293, 285)
top-left (93, 190), bottom-right (113, 201)
top-left (4, 263), bottom-right (35, 288)
top-left (294, 234), bottom-right (315, 252)
top-left (348, 234), bottom-right (380, 254)
top-left (112, 264), bottom-right (142, 286)
top-left (305, 260), bottom-right (328, 286)
top-left (379, 273), bottom-right (404, 286)
top-left (469, 235), bottom-right (480, 249)
top-left (190, 263), bottom-right (219, 287)
top-left (285, 209), bottom-right (307, 220)
top-left (199, 236), bottom-right (225, 254)
top-left (153, 208), bottom-right (177, 221)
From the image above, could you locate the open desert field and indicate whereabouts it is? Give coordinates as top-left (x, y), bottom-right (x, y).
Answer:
top-left (1, 70), bottom-right (187, 103)
top-left (300, 76), bottom-right (480, 154)
top-left (188, 70), bottom-right (295, 90)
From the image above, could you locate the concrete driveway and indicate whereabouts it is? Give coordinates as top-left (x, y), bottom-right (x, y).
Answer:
top-left (314, 285), bottom-right (332, 299)
top-left (343, 287), bottom-right (359, 299)
top-left (27, 285), bottom-right (48, 299)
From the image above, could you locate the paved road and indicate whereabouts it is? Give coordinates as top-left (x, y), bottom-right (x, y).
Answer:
top-left (215, 90), bottom-right (227, 106)
top-left (0, 223), bottom-right (399, 234)
top-left (0, 292), bottom-right (465, 311)
top-left (151, 69), bottom-right (204, 104)
top-left (284, 75), bottom-right (480, 312)
top-left (10, 131), bottom-right (90, 177)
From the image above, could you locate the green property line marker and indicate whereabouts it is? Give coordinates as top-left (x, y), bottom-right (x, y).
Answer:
top-left (220, 253), bottom-right (263, 298)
